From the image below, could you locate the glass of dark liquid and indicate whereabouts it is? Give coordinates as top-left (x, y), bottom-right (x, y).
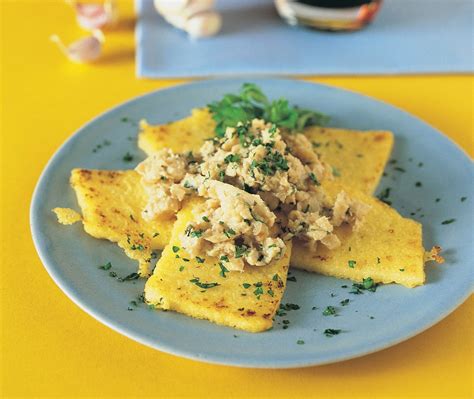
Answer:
top-left (275, 0), bottom-right (383, 31)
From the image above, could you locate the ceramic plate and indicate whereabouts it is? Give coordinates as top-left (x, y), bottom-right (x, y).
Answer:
top-left (31, 78), bottom-right (473, 368)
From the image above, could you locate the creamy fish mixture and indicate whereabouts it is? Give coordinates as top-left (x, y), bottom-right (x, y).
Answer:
top-left (136, 120), bottom-right (370, 270)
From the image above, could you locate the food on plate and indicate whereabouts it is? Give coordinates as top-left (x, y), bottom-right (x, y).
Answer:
top-left (292, 180), bottom-right (428, 288)
top-left (61, 169), bottom-right (172, 275)
top-left (52, 207), bottom-right (82, 225)
top-left (54, 83), bottom-right (442, 332)
top-left (138, 108), bottom-right (393, 195)
top-left (145, 197), bottom-right (292, 332)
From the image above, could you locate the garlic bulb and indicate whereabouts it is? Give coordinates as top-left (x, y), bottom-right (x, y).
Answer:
top-left (67, 0), bottom-right (118, 30)
top-left (186, 11), bottom-right (222, 39)
top-left (50, 30), bottom-right (104, 63)
top-left (154, 0), bottom-right (221, 39)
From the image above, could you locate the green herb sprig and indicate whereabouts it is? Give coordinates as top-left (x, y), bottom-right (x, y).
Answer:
top-left (208, 83), bottom-right (329, 137)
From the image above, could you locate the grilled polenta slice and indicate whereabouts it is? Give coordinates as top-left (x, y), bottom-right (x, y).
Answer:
top-left (292, 181), bottom-right (425, 288)
top-left (68, 169), bottom-right (173, 275)
top-left (305, 126), bottom-right (393, 195)
top-left (138, 108), bottom-right (393, 195)
top-left (138, 108), bottom-right (215, 155)
top-left (145, 198), bottom-right (292, 332)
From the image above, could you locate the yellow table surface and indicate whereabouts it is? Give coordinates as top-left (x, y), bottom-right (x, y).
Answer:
top-left (1, 1), bottom-right (473, 398)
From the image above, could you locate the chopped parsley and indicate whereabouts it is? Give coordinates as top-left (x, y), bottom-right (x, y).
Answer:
top-left (394, 167), bottom-right (406, 172)
top-left (441, 219), bottom-right (456, 225)
top-left (224, 154), bottom-right (241, 163)
top-left (98, 261), bottom-right (112, 270)
top-left (172, 246), bottom-right (180, 253)
top-left (118, 272), bottom-right (140, 282)
top-left (130, 243), bottom-right (144, 251)
top-left (185, 225), bottom-right (203, 238)
top-left (287, 276), bottom-right (297, 282)
top-left (340, 299), bottom-right (350, 306)
top-left (348, 260), bottom-right (356, 268)
top-left (309, 172), bottom-right (320, 185)
top-left (253, 286), bottom-right (264, 298)
top-left (195, 256), bottom-right (205, 263)
top-left (350, 277), bottom-right (378, 294)
top-left (202, 216), bottom-right (210, 222)
top-left (322, 306), bottom-right (337, 316)
top-left (250, 150), bottom-right (289, 177)
top-left (324, 329), bottom-right (342, 337)
top-left (218, 262), bottom-right (229, 278)
top-left (189, 277), bottom-right (220, 289)
top-left (242, 283), bottom-right (251, 289)
top-left (461, 196), bottom-right (467, 202)
top-left (415, 181), bottom-right (422, 187)
top-left (123, 152), bottom-right (134, 162)
top-left (296, 340), bottom-right (305, 345)
top-left (179, 266), bottom-right (185, 272)
top-left (280, 303), bottom-right (300, 311)
top-left (224, 228), bottom-right (236, 238)
top-left (235, 244), bottom-right (249, 258)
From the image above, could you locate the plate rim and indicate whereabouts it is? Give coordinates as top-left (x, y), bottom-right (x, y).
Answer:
top-left (30, 77), bottom-right (473, 368)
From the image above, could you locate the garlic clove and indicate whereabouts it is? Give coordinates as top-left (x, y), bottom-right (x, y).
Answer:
top-left (50, 30), bottom-right (104, 63)
top-left (68, 0), bottom-right (118, 30)
top-left (185, 10), bottom-right (222, 38)
top-left (181, 0), bottom-right (215, 19)
top-left (153, 0), bottom-right (190, 15)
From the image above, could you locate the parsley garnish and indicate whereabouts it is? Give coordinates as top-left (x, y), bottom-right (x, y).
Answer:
top-left (224, 228), bottom-right (236, 238)
top-left (224, 154), bottom-right (241, 164)
top-left (118, 272), bottom-right (140, 282)
top-left (98, 262), bottom-right (112, 270)
top-left (348, 260), bottom-right (356, 268)
top-left (350, 277), bottom-right (378, 294)
top-left (195, 256), bottom-right (205, 263)
top-left (235, 244), bottom-right (249, 258)
top-left (123, 152), bottom-right (134, 162)
top-left (189, 277), bottom-right (220, 289)
top-left (322, 306), bottom-right (337, 316)
top-left (441, 219), bottom-right (456, 225)
top-left (309, 172), bottom-right (320, 185)
top-left (207, 83), bottom-right (329, 137)
top-left (202, 216), bottom-right (210, 222)
top-left (340, 299), bottom-right (350, 306)
top-left (218, 262), bottom-right (229, 278)
top-left (296, 340), bottom-right (305, 345)
top-left (253, 286), bottom-right (264, 298)
top-left (332, 167), bottom-right (341, 177)
top-left (324, 329), bottom-right (341, 337)
top-left (242, 283), bottom-right (251, 289)
top-left (172, 246), bottom-right (180, 253)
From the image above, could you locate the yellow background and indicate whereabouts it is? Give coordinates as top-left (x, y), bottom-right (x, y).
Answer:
top-left (1, 1), bottom-right (473, 398)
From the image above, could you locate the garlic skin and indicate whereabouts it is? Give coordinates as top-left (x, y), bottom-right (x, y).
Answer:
top-left (185, 11), bottom-right (222, 39)
top-left (154, 0), bottom-right (221, 39)
top-left (67, 0), bottom-right (118, 30)
top-left (50, 30), bottom-right (104, 63)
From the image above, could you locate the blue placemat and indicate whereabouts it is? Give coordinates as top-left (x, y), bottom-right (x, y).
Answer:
top-left (136, 0), bottom-right (473, 78)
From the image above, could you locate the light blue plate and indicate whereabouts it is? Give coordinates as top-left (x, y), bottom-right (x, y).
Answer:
top-left (31, 78), bottom-right (473, 368)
